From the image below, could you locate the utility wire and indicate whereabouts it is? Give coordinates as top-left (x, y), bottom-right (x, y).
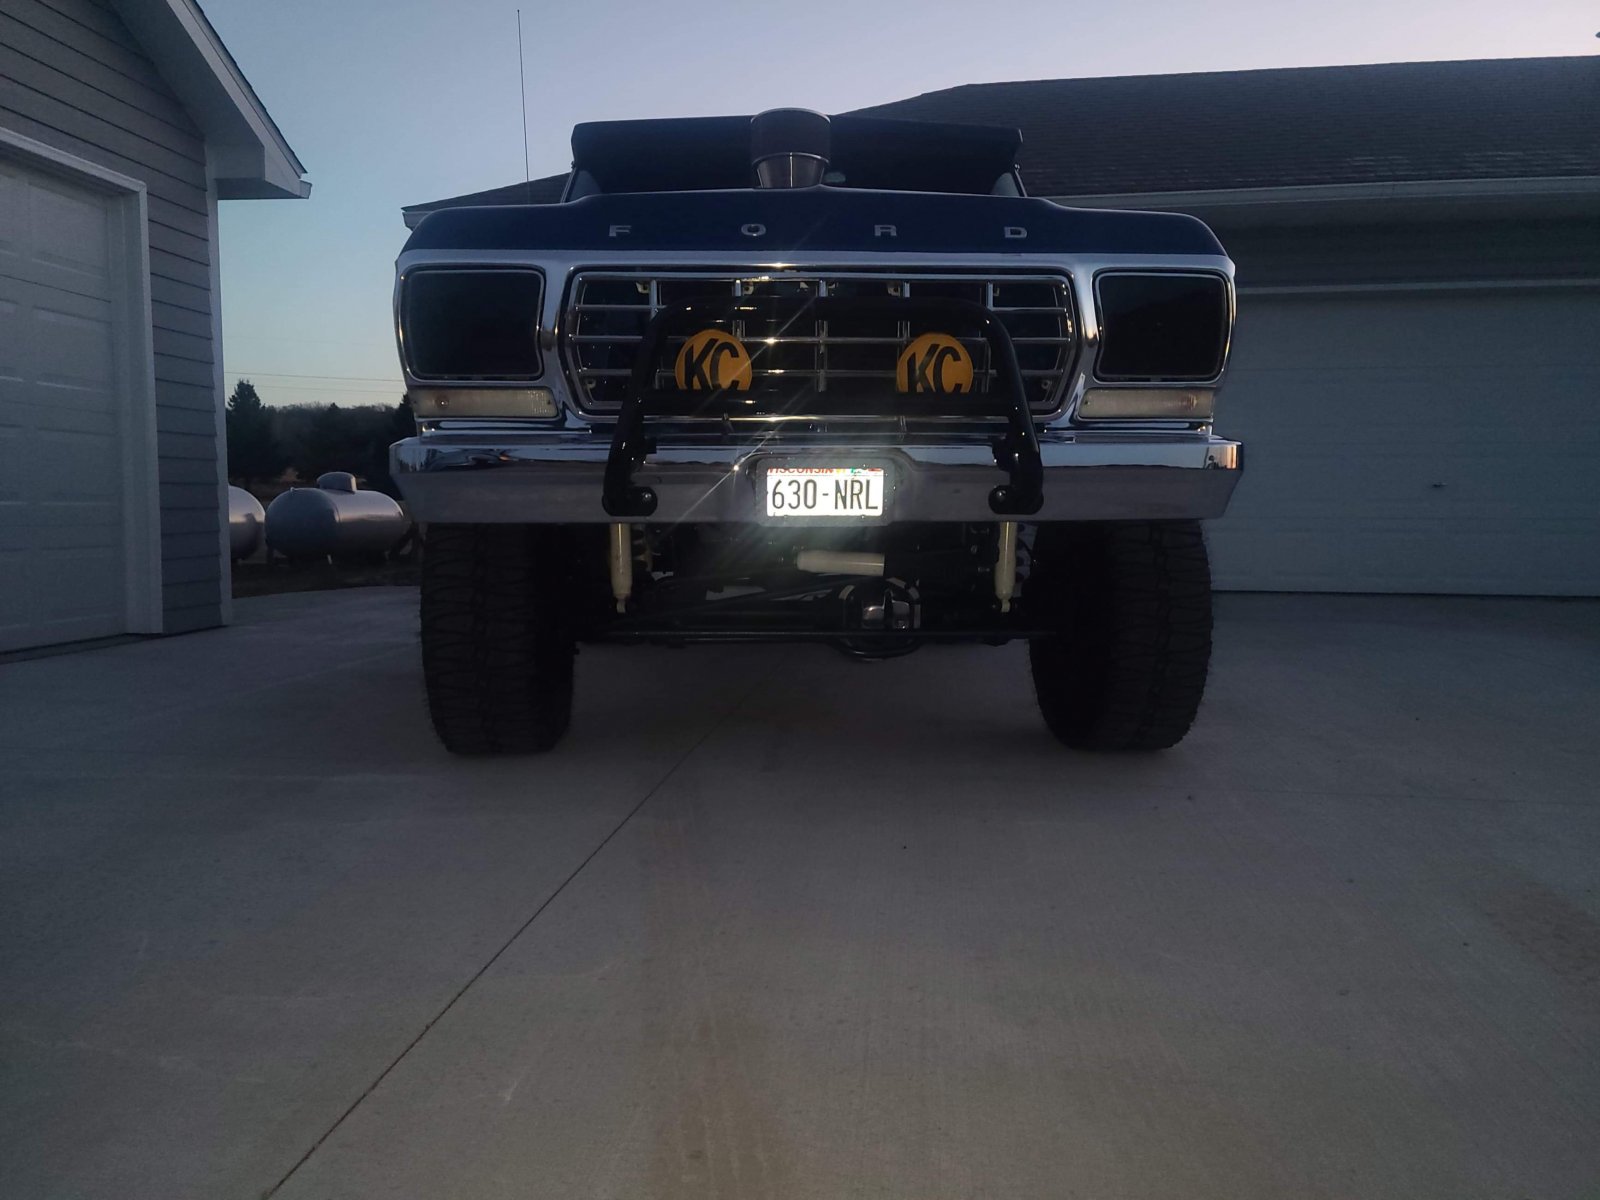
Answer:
top-left (229, 371), bottom-right (404, 384)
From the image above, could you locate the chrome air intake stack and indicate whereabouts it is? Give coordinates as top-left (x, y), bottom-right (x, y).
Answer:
top-left (751, 108), bottom-right (831, 188)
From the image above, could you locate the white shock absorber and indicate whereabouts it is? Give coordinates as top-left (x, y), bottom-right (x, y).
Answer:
top-left (994, 521), bottom-right (1018, 614)
top-left (609, 523), bottom-right (633, 613)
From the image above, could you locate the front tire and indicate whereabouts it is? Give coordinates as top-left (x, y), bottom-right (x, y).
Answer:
top-left (1026, 521), bottom-right (1212, 751)
top-left (420, 523), bottom-right (575, 755)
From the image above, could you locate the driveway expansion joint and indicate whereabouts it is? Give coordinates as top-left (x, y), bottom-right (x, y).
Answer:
top-left (259, 683), bottom-right (752, 1199)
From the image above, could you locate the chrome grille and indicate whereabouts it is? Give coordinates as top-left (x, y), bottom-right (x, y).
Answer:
top-left (562, 270), bottom-right (1075, 414)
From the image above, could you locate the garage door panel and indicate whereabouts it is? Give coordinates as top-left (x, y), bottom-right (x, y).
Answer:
top-left (1232, 297), bottom-right (1489, 370)
top-left (0, 504), bottom-right (25, 548)
top-left (0, 296), bottom-right (18, 377)
top-left (28, 510), bottom-right (123, 549)
top-left (1, 616), bottom-right (120, 651)
top-left (0, 552), bottom-right (124, 653)
top-left (1213, 289), bottom-right (1600, 595)
top-left (34, 307), bottom-right (116, 393)
top-left (38, 544), bottom-right (122, 608)
top-left (0, 547), bottom-right (34, 622)
top-left (1210, 522), bottom-right (1589, 594)
top-left (1226, 457), bottom-right (1596, 530)
top-left (1226, 375), bottom-right (1597, 459)
top-left (1232, 292), bottom-right (1600, 373)
top-left (0, 429), bottom-right (21, 502)
top-left (24, 388), bottom-right (119, 432)
top-left (0, 392), bottom-right (120, 440)
top-left (0, 161), bottom-right (23, 259)
top-left (32, 429), bottom-right (122, 499)
top-left (1225, 364), bottom-right (1597, 430)
top-left (26, 173), bottom-right (111, 285)
top-left (1213, 516), bottom-right (1596, 593)
top-left (0, 160), bottom-right (114, 301)
top-left (0, 154), bottom-right (141, 650)
top-left (1222, 368), bottom-right (1492, 435)
top-left (1230, 450), bottom-right (1491, 514)
top-left (0, 248), bottom-right (120, 300)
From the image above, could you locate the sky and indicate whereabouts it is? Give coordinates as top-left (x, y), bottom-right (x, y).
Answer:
top-left (204, 0), bottom-right (1597, 408)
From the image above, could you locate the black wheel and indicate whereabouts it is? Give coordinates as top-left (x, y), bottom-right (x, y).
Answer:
top-left (420, 523), bottom-right (576, 755)
top-left (1026, 520), bottom-right (1212, 751)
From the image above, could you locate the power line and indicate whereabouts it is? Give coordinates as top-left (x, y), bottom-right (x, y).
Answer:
top-left (228, 370), bottom-right (403, 384)
top-left (252, 387), bottom-right (400, 397)
top-left (227, 336), bottom-right (396, 350)
top-left (234, 383), bottom-right (403, 399)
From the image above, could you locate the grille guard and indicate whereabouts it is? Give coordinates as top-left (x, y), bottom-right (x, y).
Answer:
top-left (601, 295), bottom-right (1045, 519)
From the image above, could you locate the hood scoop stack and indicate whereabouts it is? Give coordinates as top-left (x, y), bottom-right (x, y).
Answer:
top-left (751, 108), bottom-right (831, 188)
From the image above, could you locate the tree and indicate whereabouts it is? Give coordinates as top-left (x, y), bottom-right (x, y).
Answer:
top-left (291, 402), bottom-right (370, 482)
top-left (225, 379), bottom-right (288, 484)
top-left (365, 395), bottom-right (415, 498)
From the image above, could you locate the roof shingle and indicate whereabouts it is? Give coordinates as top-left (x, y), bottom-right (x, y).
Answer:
top-left (851, 57), bottom-right (1599, 197)
top-left (405, 56), bottom-right (1600, 217)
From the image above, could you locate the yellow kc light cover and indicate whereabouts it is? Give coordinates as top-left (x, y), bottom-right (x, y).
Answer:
top-left (897, 333), bottom-right (974, 395)
top-left (674, 328), bottom-right (753, 391)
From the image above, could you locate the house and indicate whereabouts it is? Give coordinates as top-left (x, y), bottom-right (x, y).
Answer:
top-left (1, 0), bottom-right (307, 653)
top-left (405, 57), bottom-right (1600, 596)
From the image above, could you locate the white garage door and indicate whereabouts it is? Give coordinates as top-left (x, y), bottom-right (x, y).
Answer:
top-left (0, 155), bottom-right (138, 651)
top-left (1208, 287), bottom-right (1600, 595)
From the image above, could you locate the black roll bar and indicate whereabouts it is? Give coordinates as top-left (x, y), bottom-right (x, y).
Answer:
top-left (600, 295), bottom-right (1044, 518)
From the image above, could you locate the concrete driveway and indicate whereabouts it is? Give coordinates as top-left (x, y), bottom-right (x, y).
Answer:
top-left (2, 588), bottom-right (1597, 1200)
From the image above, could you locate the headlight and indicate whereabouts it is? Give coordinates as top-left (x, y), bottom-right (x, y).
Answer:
top-left (401, 268), bottom-right (544, 381)
top-left (1095, 272), bottom-right (1230, 382)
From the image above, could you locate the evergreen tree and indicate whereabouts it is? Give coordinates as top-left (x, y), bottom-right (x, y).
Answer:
top-left (365, 395), bottom-right (416, 497)
top-left (225, 379), bottom-right (288, 484)
top-left (293, 403), bottom-right (370, 481)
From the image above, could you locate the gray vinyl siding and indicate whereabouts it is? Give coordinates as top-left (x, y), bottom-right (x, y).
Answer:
top-left (0, 0), bottom-right (224, 633)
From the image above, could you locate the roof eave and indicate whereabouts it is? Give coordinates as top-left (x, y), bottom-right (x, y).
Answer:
top-left (114, 0), bottom-right (309, 199)
top-left (1047, 175), bottom-right (1600, 224)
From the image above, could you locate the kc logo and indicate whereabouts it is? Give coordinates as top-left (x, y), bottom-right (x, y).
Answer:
top-left (896, 333), bottom-right (974, 395)
top-left (674, 328), bottom-right (752, 391)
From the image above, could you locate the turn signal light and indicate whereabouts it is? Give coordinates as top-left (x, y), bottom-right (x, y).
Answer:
top-left (1078, 387), bottom-right (1214, 420)
top-left (411, 387), bottom-right (558, 419)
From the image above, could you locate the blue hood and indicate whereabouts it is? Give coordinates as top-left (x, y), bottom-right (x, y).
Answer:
top-left (403, 188), bottom-right (1226, 258)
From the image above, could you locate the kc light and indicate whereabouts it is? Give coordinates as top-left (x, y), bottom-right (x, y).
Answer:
top-left (411, 387), bottom-right (558, 419)
top-left (1078, 387), bottom-right (1215, 420)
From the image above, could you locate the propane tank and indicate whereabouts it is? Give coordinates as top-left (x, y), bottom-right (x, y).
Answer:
top-left (265, 474), bottom-right (408, 561)
top-left (228, 486), bottom-right (265, 561)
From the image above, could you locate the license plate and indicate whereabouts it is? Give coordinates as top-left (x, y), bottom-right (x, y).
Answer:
top-left (765, 467), bottom-right (886, 518)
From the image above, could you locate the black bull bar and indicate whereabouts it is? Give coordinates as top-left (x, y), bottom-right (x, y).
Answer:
top-left (600, 296), bottom-right (1046, 519)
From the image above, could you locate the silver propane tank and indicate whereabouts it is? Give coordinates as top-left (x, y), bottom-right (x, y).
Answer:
top-left (227, 486), bottom-right (265, 561)
top-left (265, 472), bottom-right (408, 561)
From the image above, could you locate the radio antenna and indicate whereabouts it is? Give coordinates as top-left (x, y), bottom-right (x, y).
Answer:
top-left (516, 9), bottom-right (531, 203)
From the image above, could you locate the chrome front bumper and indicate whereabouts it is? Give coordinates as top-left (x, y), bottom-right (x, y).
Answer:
top-left (391, 431), bottom-right (1242, 524)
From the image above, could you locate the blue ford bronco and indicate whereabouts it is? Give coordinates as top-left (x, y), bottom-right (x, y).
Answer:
top-left (391, 109), bottom-right (1240, 755)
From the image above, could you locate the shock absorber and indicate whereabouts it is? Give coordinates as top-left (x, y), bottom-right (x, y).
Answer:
top-left (994, 521), bottom-right (1018, 613)
top-left (609, 523), bottom-right (632, 613)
